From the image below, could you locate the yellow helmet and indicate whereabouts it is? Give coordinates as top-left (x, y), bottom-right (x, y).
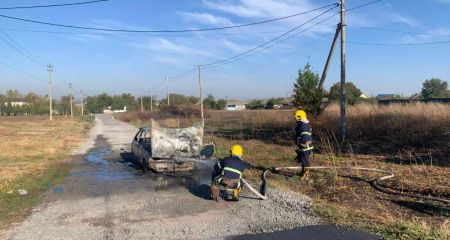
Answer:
top-left (294, 110), bottom-right (307, 121)
top-left (230, 145), bottom-right (243, 157)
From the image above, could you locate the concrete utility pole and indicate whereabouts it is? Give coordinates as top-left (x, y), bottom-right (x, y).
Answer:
top-left (80, 89), bottom-right (84, 116)
top-left (198, 64), bottom-right (204, 120)
top-left (166, 76), bottom-right (170, 105)
top-left (340, 0), bottom-right (347, 142)
top-left (47, 63), bottom-right (53, 121)
top-left (318, 24), bottom-right (341, 92)
top-left (150, 95), bottom-right (153, 112)
top-left (140, 97), bottom-right (144, 112)
top-left (69, 82), bottom-right (73, 118)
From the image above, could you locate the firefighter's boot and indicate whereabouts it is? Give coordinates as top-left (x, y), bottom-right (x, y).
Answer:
top-left (231, 187), bottom-right (241, 201)
top-left (299, 169), bottom-right (310, 180)
top-left (210, 184), bottom-right (220, 201)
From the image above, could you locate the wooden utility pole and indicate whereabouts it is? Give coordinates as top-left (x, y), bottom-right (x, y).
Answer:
top-left (47, 63), bottom-right (53, 121)
top-left (198, 64), bottom-right (204, 120)
top-left (140, 97), bottom-right (144, 112)
top-left (166, 76), bottom-right (170, 105)
top-left (80, 89), bottom-right (84, 116)
top-left (69, 82), bottom-right (73, 118)
top-left (318, 24), bottom-right (341, 92)
top-left (339, 0), bottom-right (347, 142)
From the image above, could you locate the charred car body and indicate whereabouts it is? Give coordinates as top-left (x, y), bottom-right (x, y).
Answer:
top-left (131, 120), bottom-right (215, 172)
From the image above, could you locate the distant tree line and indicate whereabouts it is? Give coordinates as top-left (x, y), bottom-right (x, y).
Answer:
top-left (292, 63), bottom-right (450, 115)
top-left (0, 89), bottom-right (75, 116)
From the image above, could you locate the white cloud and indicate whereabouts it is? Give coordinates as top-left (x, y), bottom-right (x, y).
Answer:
top-left (178, 12), bottom-right (234, 26)
top-left (387, 13), bottom-right (419, 27)
top-left (396, 27), bottom-right (450, 44)
top-left (202, 0), bottom-right (317, 19)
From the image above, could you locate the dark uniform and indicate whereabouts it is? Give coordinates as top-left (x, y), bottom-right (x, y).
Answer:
top-left (295, 120), bottom-right (314, 174)
top-left (210, 156), bottom-right (250, 201)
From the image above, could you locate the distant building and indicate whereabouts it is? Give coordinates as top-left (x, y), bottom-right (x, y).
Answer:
top-left (4, 98), bottom-right (28, 107)
top-left (274, 98), bottom-right (293, 109)
top-left (226, 100), bottom-right (248, 111)
top-left (360, 93), bottom-right (368, 99)
top-left (410, 94), bottom-right (422, 100)
top-left (376, 94), bottom-right (401, 100)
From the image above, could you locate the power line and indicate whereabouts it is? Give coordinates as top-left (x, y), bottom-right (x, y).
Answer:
top-left (347, 40), bottom-right (450, 46)
top-left (0, 27), bottom-right (289, 37)
top-left (0, 3), bottom-right (338, 33)
top-left (206, 12), bottom-right (339, 69)
top-left (0, 30), bottom-right (40, 64)
top-left (346, 0), bottom-right (383, 12)
top-left (348, 26), bottom-right (450, 37)
top-left (0, 0), bottom-right (109, 10)
top-left (0, 59), bottom-right (47, 84)
top-left (202, 6), bottom-right (339, 68)
top-left (169, 67), bottom-right (197, 79)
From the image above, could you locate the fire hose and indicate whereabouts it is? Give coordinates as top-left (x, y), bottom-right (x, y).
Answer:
top-left (241, 166), bottom-right (450, 204)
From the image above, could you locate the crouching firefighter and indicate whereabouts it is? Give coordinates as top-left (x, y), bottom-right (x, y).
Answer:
top-left (294, 110), bottom-right (314, 180)
top-left (210, 145), bottom-right (251, 201)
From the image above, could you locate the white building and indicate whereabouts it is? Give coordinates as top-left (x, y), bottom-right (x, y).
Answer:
top-left (226, 100), bottom-right (248, 111)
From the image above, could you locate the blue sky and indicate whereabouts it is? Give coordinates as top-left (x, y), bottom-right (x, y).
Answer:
top-left (0, 0), bottom-right (449, 100)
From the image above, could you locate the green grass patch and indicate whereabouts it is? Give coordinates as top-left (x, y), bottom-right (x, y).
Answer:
top-left (0, 164), bottom-right (69, 229)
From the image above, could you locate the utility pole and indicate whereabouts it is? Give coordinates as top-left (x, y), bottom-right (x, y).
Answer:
top-left (166, 76), bottom-right (170, 105)
top-left (80, 89), bottom-right (84, 116)
top-left (69, 82), bottom-right (73, 118)
top-left (150, 95), bottom-right (153, 112)
top-left (47, 63), bottom-right (53, 121)
top-left (140, 97), bottom-right (144, 112)
top-left (340, 0), bottom-right (347, 143)
top-left (318, 24), bottom-right (341, 92)
top-left (198, 64), bottom-right (204, 120)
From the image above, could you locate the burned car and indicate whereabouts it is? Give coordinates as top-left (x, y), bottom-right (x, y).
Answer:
top-left (131, 120), bottom-right (215, 172)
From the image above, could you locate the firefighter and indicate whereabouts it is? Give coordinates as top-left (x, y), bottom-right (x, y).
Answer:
top-left (294, 110), bottom-right (314, 179)
top-left (210, 145), bottom-right (250, 201)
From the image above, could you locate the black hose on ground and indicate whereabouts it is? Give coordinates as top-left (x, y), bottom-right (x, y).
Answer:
top-left (242, 166), bottom-right (450, 204)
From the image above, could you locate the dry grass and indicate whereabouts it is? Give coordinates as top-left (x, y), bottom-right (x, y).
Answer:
top-left (118, 104), bottom-right (450, 239)
top-left (321, 102), bottom-right (450, 153)
top-left (0, 116), bottom-right (92, 190)
top-left (207, 135), bottom-right (450, 239)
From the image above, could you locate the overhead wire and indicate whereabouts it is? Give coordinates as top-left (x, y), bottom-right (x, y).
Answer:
top-left (205, 12), bottom-right (339, 69)
top-left (0, 27), bottom-right (289, 37)
top-left (0, 59), bottom-right (47, 84)
top-left (0, 0), bottom-right (109, 10)
top-left (0, 3), bottom-right (339, 33)
top-left (347, 40), bottom-right (450, 46)
top-left (0, 30), bottom-right (40, 64)
top-left (345, 0), bottom-right (383, 12)
top-left (201, 5), bottom-right (339, 68)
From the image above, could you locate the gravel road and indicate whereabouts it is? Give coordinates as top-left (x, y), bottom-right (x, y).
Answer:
top-left (0, 114), bottom-right (378, 240)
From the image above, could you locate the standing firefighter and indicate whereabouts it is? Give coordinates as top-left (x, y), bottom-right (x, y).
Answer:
top-left (294, 110), bottom-right (314, 179)
top-left (210, 145), bottom-right (250, 201)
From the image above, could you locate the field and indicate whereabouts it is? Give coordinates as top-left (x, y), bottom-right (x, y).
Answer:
top-left (0, 116), bottom-right (93, 228)
top-left (118, 102), bottom-right (450, 239)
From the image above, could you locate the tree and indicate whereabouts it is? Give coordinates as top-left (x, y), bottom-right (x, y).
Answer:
top-left (292, 63), bottom-right (323, 114)
top-left (216, 99), bottom-right (227, 110)
top-left (421, 78), bottom-right (450, 99)
top-left (329, 82), bottom-right (363, 105)
top-left (161, 94), bottom-right (199, 106)
top-left (203, 94), bottom-right (216, 109)
top-left (5, 89), bottom-right (21, 99)
top-left (246, 99), bottom-right (265, 109)
top-left (265, 98), bottom-right (275, 109)
top-left (59, 95), bottom-right (72, 115)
